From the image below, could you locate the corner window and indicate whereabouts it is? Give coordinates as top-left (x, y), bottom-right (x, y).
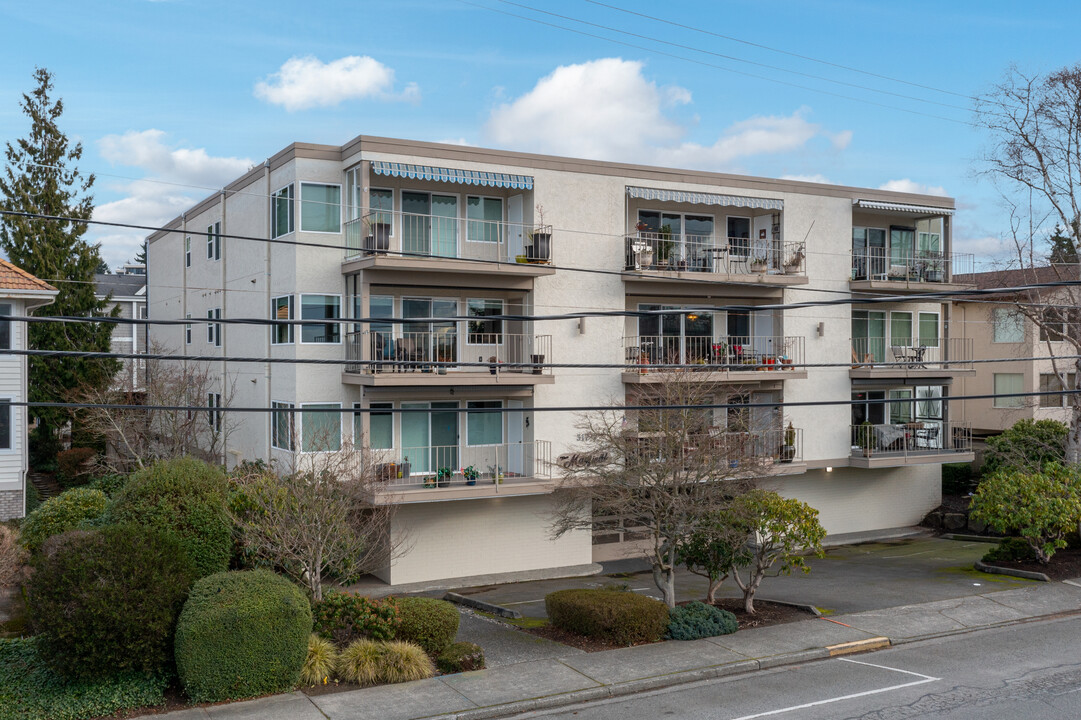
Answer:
top-left (272, 184), bottom-right (295, 238)
top-left (302, 403), bottom-right (341, 452)
top-left (0, 399), bottom-right (10, 450)
top-left (300, 294), bottom-right (341, 344)
top-left (271, 401), bottom-right (295, 451)
top-left (993, 373), bottom-right (1024, 408)
top-left (467, 299), bottom-right (503, 344)
top-left (467, 401), bottom-right (503, 446)
top-left (992, 308), bottom-right (1024, 343)
top-left (184, 236), bottom-right (191, 267)
top-left (207, 308), bottom-right (221, 347)
top-left (467, 196), bottom-right (503, 243)
top-left (271, 295), bottom-right (294, 344)
top-left (206, 221), bottom-right (221, 260)
top-left (300, 183), bottom-right (342, 233)
top-left (0, 303), bottom-right (11, 351)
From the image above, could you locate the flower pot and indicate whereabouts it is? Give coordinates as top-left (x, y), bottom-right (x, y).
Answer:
top-left (489, 365), bottom-right (497, 375)
top-left (637, 249), bottom-right (653, 268)
top-left (465, 479), bottom-right (476, 486)
top-left (751, 263), bottom-right (767, 274)
top-left (367, 222), bottom-right (391, 253)
top-left (528, 231), bottom-right (552, 261)
top-left (531, 354), bottom-right (545, 375)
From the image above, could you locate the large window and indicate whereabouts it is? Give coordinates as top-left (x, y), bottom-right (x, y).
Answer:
top-left (300, 183), bottom-right (342, 233)
top-left (993, 373), bottom-right (1025, 408)
top-left (302, 403), bottom-right (341, 452)
top-left (1039, 373), bottom-right (1077, 408)
top-left (365, 402), bottom-right (393, 449)
top-left (271, 295), bottom-right (294, 344)
top-left (467, 299), bottom-right (503, 343)
top-left (890, 311), bottom-right (912, 347)
top-left (271, 401), bottom-right (294, 450)
top-left (727, 216), bottom-right (750, 256)
top-left (467, 401), bottom-right (503, 446)
top-left (467, 196), bottom-right (503, 243)
top-left (0, 303), bottom-right (11, 351)
top-left (206, 221), bottom-right (221, 260)
top-left (918, 312), bottom-right (940, 347)
top-left (272, 184), bottom-right (294, 238)
top-left (300, 294), bottom-right (341, 344)
top-left (992, 308), bottom-right (1024, 343)
top-left (207, 308), bottom-right (221, 347)
top-left (0, 399), bottom-right (11, 450)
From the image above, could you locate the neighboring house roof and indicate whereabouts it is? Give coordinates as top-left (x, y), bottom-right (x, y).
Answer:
top-left (0, 258), bottom-right (57, 293)
top-left (953, 266), bottom-right (1079, 300)
top-left (95, 273), bottom-right (146, 299)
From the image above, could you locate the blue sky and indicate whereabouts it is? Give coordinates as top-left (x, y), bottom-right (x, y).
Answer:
top-left (1, 0), bottom-right (1078, 269)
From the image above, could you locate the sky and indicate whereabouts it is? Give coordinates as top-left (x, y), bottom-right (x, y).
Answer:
top-left (1, 0), bottom-right (1079, 270)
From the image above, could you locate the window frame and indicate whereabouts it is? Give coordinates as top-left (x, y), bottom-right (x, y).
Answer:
top-left (207, 392), bottom-right (222, 432)
top-left (369, 187), bottom-right (395, 234)
top-left (467, 400), bottom-right (503, 447)
top-left (360, 401), bottom-right (395, 450)
top-left (0, 398), bottom-right (12, 452)
top-left (184, 235), bottom-right (191, 267)
top-left (271, 401), bottom-right (295, 451)
top-left (206, 221), bottom-right (221, 261)
top-left (185, 313), bottom-right (192, 345)
top-left (1039, 373), bottom-right (1077, 408)
top-left (992, 307), bottom-right (1024, 343)
top-left (207, 307), bottom-right (222, 347)
top-left (271, 295), bottom-right (295, 345)
top-left (918, 311), bottom-right (940, 348)
top-left (298, 182), bottom-right (343, 234)
top-left (466, 195), bottom-right (504, 244)
top-left (993, 373), bottom-right (1025, 408)
top-left (0, 303), bottom-right (11, 351)
top-left (272, 183), bottom-right (295, 239)
top-left (299, 293), bottom-right (342, 345)
top-left (466, 298), bottom-right (504, 344)
top-left (300, 402), bottom-right (343, 453)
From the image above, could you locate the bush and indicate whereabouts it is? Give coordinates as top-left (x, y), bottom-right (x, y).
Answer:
top-left (983, 419), bottom-right (1067, 475)
top-left (174, 569), bottom-right (312, 702)
top-left (942, 463), bottom-right (977, 495)
top-left (546, 589), bottom-right (669, 645)
top-left (983, 536), bottom-right (1038, 563)
top-left (436, 641), bottom-right (486, 673)
top-left (301, 634), bottom-right (338, 687)
top-left (19, 488), bottom-right (108, 553)
top-left (667, 602), bottom-right (738, 640)
top-left (27, 525), bottom-right (196, 680)
top-left (23, 484), bottom-right (42, 516)
top-left (0, 526), bottom-right (26, 589)
top-left (338, 639), bottom-right (382, 686)
top-left (381, 641), bottom-right (435, 683)
top-left (56, 448), bottom-right (96, 489)
top-left (0, 637), bottom-right (167, 720)
top-left (108, 457), bottom-right (231, 577)
top-left (313, 592), bottom-right (400, 646)
top-left (84, 473), bottom-right (127, 498)
top-left (394, 597), bottom-right (460, 656)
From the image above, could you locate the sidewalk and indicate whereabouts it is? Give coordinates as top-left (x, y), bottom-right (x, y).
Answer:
top-left (165, 579), bottom-right (1081, 720)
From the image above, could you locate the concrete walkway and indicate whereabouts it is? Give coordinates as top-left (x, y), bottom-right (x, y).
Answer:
top-left (163, 579), bottom-right (1081, 720)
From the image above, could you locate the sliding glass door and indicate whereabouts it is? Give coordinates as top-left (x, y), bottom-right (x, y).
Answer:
top-left (402, 191), bottom-right (458, 257)
top-left (401, 402), bottom-right (459, 474)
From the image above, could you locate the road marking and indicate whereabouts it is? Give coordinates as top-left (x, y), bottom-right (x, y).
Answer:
top-left (723, 658), bottom-right (939, 720)
top-left (881, 550), bottom-right (932, 558)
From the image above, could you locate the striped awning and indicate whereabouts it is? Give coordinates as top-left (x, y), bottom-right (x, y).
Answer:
top-left (627, 186), bottom-right (782, 211)
top-left (856, 199), bottom-right (954, 216)
top-left (372, 161), bottom-right (533, 190)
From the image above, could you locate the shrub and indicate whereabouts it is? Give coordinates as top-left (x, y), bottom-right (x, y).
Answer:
top-left (174, 569), bottom-right (312, 702)
top-left (0, 637), bottom-right (167, 720)
top-left (19, 488), bottom-right (107, 553)
top-left (394, 597), bottom-right (460, 656)
top-left (436, 641), bottom-right (486, 673)
top-left (667, 602), bottom-right (738, 640)
top-left (56, 448), bottom-right (96, 488)
top-left (313, 591), bottom-right (401, 646)
top-left (942, 463), bottom-right (977, 495)
top-left (0, 526), bottom-right (26, 589)
top-left (301, 634), bottom-right (338, 687)
top-left (23, 484), bottom-right (42, 516)
top-left (28, 525), bottom-right (196, 680)
top-left (84, 473), bottom-right (127, 498)
top-left (108, 457), bottom-right (231, 577)
top-left (338, 639), bottom-right (382, 686)
top-left (546, 589), bottom-right (669, 645)
top-left (381, 641), bottom-right (436, 683)
top-left (983, 536), bottom-right (1038, 563)
top-left (983, 419), bottom-right (1067, 475)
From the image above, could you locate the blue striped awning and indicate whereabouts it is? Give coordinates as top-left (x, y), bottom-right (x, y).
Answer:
top-left (372, 161), bottom-right (533, 190)
top-left (627, 185), bottom-right (782, 211)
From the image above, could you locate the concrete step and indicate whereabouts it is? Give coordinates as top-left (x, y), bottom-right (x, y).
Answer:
top-left (27, 472), bottom-right (61, 498)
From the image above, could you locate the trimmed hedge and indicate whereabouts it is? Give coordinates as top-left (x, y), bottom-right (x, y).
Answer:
top-left (107, 457), bottom-right (231, 577)
top-left (667, 601), bottom-right (738, 640)
top-left (393, 597), bottom-right (460, 656)
top-left (313, 592), bottom-right (401, 646)
top-left (0, 637), bottom-right (167, 720)
top-left (19, 488), bottom-right (107, 553)
top-left (546, 589), bottom-right (669, 645)
top-left (28, 525), bottom-right (196, 680)
top-left (436, 641), bottom-right (486, 673)
top-left (175, 569), bottom-right (312, 702)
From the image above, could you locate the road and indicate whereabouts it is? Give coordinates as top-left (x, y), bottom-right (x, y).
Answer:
top-left (512, 615), bottom-right (1081, 719)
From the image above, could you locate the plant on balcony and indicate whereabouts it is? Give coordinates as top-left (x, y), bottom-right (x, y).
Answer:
top-left (527, 204), bottom-right (552, 262)
top-left (782, 244), bottom-right (805, 274)
top-left (857, 421), bottom-right (875, 457)
top-left (750, 255), bottom-right (768, 273)
top-left (487, 464), bottom-right (504, 484)
top-left (423, 476), bottom-right (436, 489)
top-left (657, 224), bottom-right (675, 266)
top-left (780, 422), bottom-right (796, 463)
top-left (461, 465), bottom-right (479, 486)
top-left (435, 467), bottom-right (453, 488)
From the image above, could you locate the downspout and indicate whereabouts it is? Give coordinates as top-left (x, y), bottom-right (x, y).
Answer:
top-left (220, 189), bottom-right (228, 468)
top-left (264, 159), bottom-right (273, 459)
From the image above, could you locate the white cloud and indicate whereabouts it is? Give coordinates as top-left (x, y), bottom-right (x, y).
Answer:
top-left (878, 178), bottom-right (949, 197)
top-left (781, 173), bottom-right (832, 184)
top-left (254, 55), bottom-right (419, 111)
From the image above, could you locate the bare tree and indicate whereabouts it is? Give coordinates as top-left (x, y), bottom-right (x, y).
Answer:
top-left (549, 375), bottom-right (771, 608)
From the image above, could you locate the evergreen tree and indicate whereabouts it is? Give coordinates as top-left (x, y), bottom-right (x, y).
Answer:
top-left (0, 68), bottom-right (118, 460)
top-left (133, 238), bottom-right (147, 266)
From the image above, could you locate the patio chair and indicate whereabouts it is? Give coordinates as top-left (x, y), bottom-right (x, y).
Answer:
top-left (915, 424), bottom-right (940, 449)
top-left (396, 337), bottom-right (422, 372)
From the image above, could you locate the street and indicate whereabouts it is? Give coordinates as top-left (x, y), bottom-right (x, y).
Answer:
top-left (514, 615), bottom-right (1081, 719)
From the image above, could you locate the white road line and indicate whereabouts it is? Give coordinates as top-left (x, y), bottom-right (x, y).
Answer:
top-left (881, 550), bottom-right (932, 559)
top-left (723, 658), bottom-right (940, 720)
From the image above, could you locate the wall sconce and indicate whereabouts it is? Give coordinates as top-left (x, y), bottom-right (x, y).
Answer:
top-left (825, 466), bottom-right (833, 473)
top-left (817, 322), bottom-right (825, 337)
top-left (578, 317), bottom-right (586, 335)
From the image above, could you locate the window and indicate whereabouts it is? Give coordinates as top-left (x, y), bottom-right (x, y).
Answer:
top-left (889, 311), bottom-right (912, 347)
top-left (1039, 308), bottom-right (1074, 342)
top-left (206, 221), bottom-right (221, 260)
top-left (889, 389), bottom-right (913, 425)
top-left (271, 401), bottom-right (295, 450)
top-left (207, 308), bottom-right (221, 347)
top-left (271, 295), bottom-right (294, 344)
top-left (300, 295), bottom-right (341, 344)
top-left (370, 188), bottom-right (393, 227)
top-left (302, 403), bottom-right (341, 452)
top-left (993, 373), bottom-right (1025, 408)
top-left (362, 402), bottom-right (393, 449)
top-left (272, 184), bottom-right (294, 238)
top-left (727, 217), bottom-right (751, 256)
top-left (992, 308), bottom-right (1024, 343)
top-left (207, 393), bottom-right (222, 432)
top-left (467, 196), bottom-right (503, 243)
top-left (184, 236), bottom-right (191, 267)
top-left (185, 313), bottom-right (192, 345)
top-left (300, 183), bottom-right (341, 233)
top-left (918, 312), bottom-right (940, 347)
top-left (0, 303), bottom-right (11, 350)
top-left (1040, 373), bottom-right (1077, 408)
top-left (467, 299), bottom-right (503, 343)
top-left (467, 401), bottom-right (503, 446)
top-left (0, 399), bottom-right (10, 450)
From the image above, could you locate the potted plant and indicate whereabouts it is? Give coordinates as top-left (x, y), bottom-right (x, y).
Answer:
top-left (365, 217), bottom-right (391, 253)
top-left (857, 421), bottom-right (875, 457)
top-left (487, 464), bottom-right (504, 484)
top-left (750, 255), bottom-right (768, 273)
top-left (436, 466), bottom-right (453, 488)
top-left (423, 475), bottom-right (436, 489)
top-left (780, 422), bottom-right (796, 463)
top-left (657, 224), bottom-right (674, 267)
top-left (488, 355), bottom-right (502, 375)
top-left (462, 465), bottom-right (479, 486)
top-left (527, 204), bottom-right (552, 262)
top-left (515, 254), bottom-right (528, 263)
top-left (924, 253), bottom-right (944, 283)
top-left (782, 244), bottom-right (805, 274)
top-left (531, 353), bottom-right (545, 375)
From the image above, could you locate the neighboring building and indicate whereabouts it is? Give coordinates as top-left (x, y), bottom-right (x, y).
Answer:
top-left (146, 135), bottom-right (975, 585)
top-left (95, 272), bottom-right (147, 391)
top-left (0, 260), bottom-right (57, 520)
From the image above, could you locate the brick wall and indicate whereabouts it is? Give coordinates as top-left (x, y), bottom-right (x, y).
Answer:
top-left (0, 488), bottom-right (23, 521)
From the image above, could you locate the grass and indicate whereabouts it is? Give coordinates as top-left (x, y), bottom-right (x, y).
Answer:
top-left (476, 610), bottom-right (549, 629)
top-left (932, 565), bottom-right (1036, 584)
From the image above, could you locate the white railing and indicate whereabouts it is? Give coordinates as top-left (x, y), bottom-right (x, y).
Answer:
top-left (370, 440), bottom-right (552, 489)
top-left (850, 337), bottom-right (972, 370)
top-left (851, 422), bottom-right (972, 458)
top-left (851, 249), bottom-right (974, 282)
top-left (625, 234), bottom-right (806, 277)
top-left (623, 335), bottom-right (804, 371)
top-left (346, 330), bottom-right (552, 375)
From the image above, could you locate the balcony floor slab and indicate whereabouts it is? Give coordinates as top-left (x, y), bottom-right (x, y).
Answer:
top-left (622, 369), bottom-right (807, 384)
top-left (848, 450), bottom-right (975, 468)
top-left (343, 370), bottom-right (555, 387)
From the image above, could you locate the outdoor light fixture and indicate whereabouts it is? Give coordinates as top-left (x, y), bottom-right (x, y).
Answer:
top-left (687, 313), bottom-right (698, 321)
top-left (825, 466), bottom-right (833, 472)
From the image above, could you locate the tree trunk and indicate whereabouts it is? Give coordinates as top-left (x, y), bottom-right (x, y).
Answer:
top-left (706, 576), bottom-right (723, 604)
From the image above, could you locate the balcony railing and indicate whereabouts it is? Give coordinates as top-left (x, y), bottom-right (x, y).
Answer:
top-left (345, 210), bottom-right (552, 264)
top-left (625, 426), bottom-right (804, 466)
top-left (346, 330), bottom-right (552, 375)
top-left (851, 249), bottom-right (974, 282)
top-left (850, 337), bottom-right (973, 370)
top-left (625, 234), bottom-right (806, 277)
top-left (851, 422), bottom-right (972, 458)
top-left (623, 335), bottom-right (804, 371)
top-left (371, 440), bottom-right (552, 490)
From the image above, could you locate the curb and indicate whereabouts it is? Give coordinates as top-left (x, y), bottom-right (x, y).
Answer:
top-left (942, 533), bottom-right (1000, 544)
top-left (825, 637), bottom-right (891, 656)
top-left (444, 592), bottom-right (523, 619)
top-left (760, 598), bottom-right (822, 617)
top-left (974, 560), bottom-right (1050, 582)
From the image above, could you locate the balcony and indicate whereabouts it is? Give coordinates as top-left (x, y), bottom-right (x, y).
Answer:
top-left (850, 250), bottom-right (976, 292)
top-left (624, 425), bottom-right (806, 477)
top-left (367, 440), bottom-right (553, 503)
top-left (623, 233), bottom-right (808, 286)
top-left (344, 330), bottom-right (554, 386)
top-left (343, 210), bottom-right (555, 279)
top-left (622, 335), bottom-right (807, 383)
top-left (849, 337), bottom-right (974, 379)
top-left (849, 422), bottom-right (974, 467)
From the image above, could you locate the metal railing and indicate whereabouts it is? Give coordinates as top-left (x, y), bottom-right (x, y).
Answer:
top-left (850, 421), bottom-right (972, 458)
top-left (850, 249), bottom-right (975, 282)
top-left (625, 234), bottom-right (806, 277)
top-left (346, 330), bottom-right (552, 375)
top-left (345, 209), bottom-right (552, 264)
top-left (370, 440), bottom-right (552, 489)
top-left (623, 335), bottom-right (804, 371)
top-left (850, 337), bottom-right (973, 370)
top-left (625, 426), bottom-right (804, 466)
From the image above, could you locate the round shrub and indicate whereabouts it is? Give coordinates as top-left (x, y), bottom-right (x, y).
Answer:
top-left (301, 634), bottom-right (338, 687)
top-left (108, 457), bottom-right (231, 577)
top-left (436, 641), bottom-right (486, 673)
top-left (19, 487), bottom-right (107, 553)
top-left (85, 473), bottom-right (127, 498)
top-left (28, 524), bottom-right (196, 679)
top-left (545, 589), bottom-right (669, 646)
top-left (667, 601), bottom-right (738, 641)
top-left (381, 641), bottom-right (435, 683)
top-left (313, 591), bottom-right (401, 646)
top-left (983, 536), bottom-right (1037, 563)
top-left (175, 569), bottom-right (312, 702)
top-left (394, 597), bottom-right (460, 656)
top-left (338, 639), bottom-right (382, 686)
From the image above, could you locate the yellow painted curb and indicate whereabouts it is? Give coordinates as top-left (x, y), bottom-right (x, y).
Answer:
top-left (826, 637), bottom-right (891, 656)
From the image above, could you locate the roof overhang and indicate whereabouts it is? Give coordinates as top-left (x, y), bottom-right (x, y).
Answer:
top-left (371, 161), bottom-right (533, 190)
top-left (628, 186), bottom-right (783, 211)
top-left (855, 199), bottom-right (954, 216)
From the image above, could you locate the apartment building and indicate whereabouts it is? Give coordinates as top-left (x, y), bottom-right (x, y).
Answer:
top-left (146, 136), bottom-right (974, 585)
top-left (95, 269), bottom-right (147, 391)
